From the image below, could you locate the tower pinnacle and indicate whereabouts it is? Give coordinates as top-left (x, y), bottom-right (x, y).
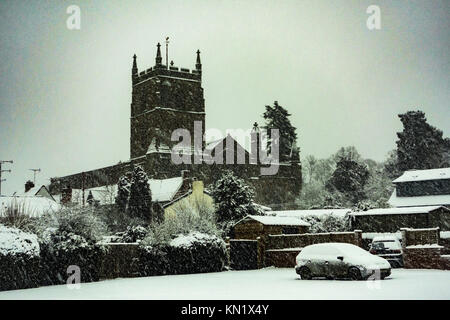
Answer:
top-left (155, 42), bottom-right (162, 65)
top-left (195, 49), bottom-right (202, 71)
top-left (132, 54), bottom-right (138, 74)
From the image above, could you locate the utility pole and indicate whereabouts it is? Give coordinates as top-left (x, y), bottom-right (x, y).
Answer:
top-left (29, 168), bottom-right (41, 184)
top-left (165, 37), bottom-right (169, 68)
top-left (0, 160), bottom-right (13, 196)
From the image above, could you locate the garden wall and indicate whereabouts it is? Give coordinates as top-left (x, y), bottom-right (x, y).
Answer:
top-left (401, 228), bottom-right (450, 270)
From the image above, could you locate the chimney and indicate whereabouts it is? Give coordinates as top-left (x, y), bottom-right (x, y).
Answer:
top-left (61, 185), bottom-right (72, 204)
top-left (25, 180), bottom-right (35, 193)
top-left (192, 180), bottom-right (204, 197)
top-left (180, 170), bottom-right (192, 193)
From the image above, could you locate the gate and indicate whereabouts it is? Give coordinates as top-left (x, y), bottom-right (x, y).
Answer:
top-left (230, 240), bottom-right (258, 270)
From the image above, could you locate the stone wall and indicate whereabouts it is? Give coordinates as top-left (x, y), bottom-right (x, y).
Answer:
top-left (401, 228), bottom-right (450, 270)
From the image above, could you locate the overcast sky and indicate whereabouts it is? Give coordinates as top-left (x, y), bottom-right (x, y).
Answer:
top-left (0, 0), bottom-right (449, 195)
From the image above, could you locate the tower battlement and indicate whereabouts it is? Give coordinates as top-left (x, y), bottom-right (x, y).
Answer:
top-left (130, 42), bottom-right (205, 159)
top-left (133, 65), bottom-right (201, 85)
top-left (132, 43), bottom-right (202, 86)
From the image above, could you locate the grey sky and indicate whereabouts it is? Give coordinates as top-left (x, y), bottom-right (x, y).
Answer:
top-left (0, 0), bottom-right (449, 195)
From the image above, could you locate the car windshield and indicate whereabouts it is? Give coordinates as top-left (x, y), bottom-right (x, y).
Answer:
top-left (372, 242), bottom-right (385, 250)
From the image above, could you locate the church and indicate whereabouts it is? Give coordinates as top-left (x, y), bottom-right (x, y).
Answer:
top-left (49, 42), bottom-right (302, 208)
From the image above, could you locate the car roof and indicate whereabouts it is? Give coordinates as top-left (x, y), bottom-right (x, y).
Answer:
top-left (305, 243), bottom-right (359, 249)
top-left (372, 236), bottom-right (400, 242)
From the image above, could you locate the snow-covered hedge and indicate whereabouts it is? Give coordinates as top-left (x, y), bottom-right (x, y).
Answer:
top-left (39, 231), bottom-right (106, 286)
top-left (0, 225), bottom-right (40, 291)
top-left (138, 232), bottom-right (227, 276)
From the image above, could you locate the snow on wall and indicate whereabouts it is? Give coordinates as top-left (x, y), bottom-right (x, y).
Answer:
top-left (362, 232), bottom-right (402, 240)
top-left (0, 225), bottom-right (40, 257)
top-left (440, 231), bottom-right (450, 239)
top-left (270, 209), bottom-right (351, 219)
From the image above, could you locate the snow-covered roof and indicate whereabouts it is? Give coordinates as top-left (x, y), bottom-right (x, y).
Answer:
top-left (388, 188), bottom-right (450, 207)
top-left (13, 185), bottom-right (54, 200)
top-left (270, 209), bottom-right (351, 219)
top-left (146, 138), bottom-right (172, 154)
top-left (0, 196), bottom-right (61, 218)
top-left (149, 177), bottom-right (183, 202)
top-left (69, 176), bottom-right (184, 205)
top-left (239, 215), bottom-right (310, 227)
top-left (350, 205), bottom-right (447, 216)
top-left (393, 167), bottom-right (450, 183)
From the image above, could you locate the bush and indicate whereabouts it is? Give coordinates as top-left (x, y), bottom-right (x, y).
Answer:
top-left (143, 197), bottom-right (219, 246)
top-left (38, 231), bottom-right (106, 286)
top-left (112, 225), bottom-right (148, 243)
top-left (36, 207), bottom-right (108, 286)
top-left (301, 214), bottom-right (350, 233)
top-left (0, 224), bottom-right (40, 291)
top-left (95, 204), bottom-right (147, 233)
top-left (138, 232), bottom-right (227, 276)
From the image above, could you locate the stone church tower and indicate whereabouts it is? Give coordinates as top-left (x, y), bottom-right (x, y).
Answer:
top-left (50, 42), bottom-right (302, 208)
top-left (130, 43), bottom-right (205, 158)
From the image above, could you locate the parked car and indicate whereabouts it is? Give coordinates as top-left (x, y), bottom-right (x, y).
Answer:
top-left (369, 236), bottom-right (403, 268)
top-left (295, 243), bottom-right (391, 280)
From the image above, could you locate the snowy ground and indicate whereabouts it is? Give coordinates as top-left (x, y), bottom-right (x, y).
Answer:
top-left (1, 268), bottom-right (449, 300)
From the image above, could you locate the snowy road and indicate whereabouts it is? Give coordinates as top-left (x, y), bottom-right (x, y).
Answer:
top-left (1, 268), bottom-right (449, 299)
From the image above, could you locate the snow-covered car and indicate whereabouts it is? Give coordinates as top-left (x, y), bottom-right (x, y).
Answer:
top-left (295, 243), bottom-right (391, 280)
top-left (369, 236), bottom-right (403, 268)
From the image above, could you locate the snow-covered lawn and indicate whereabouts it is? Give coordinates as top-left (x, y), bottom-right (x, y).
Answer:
top-left (1, 268), bottom-right (449, 300)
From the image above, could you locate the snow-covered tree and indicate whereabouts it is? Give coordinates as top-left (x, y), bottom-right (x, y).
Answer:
top-left (263, 101), bottom-right (298, 162)
top-left (127, 166), bottom-right (152, 221)
top-left (115, 173), bottom-right (131, 212)
top-left (396, 110), bottom-right (450, 171)
top-left (326, 157), bottom-right (370, 204)
top-left (211, 170), bottom-right (260, 224)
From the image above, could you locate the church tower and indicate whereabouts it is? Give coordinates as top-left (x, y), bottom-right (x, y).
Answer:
top-left (130, 43), bottom-right (205, 159)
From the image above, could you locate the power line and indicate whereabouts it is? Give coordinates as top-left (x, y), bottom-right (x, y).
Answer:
top-left (0, 160), bottom-right (13, 196)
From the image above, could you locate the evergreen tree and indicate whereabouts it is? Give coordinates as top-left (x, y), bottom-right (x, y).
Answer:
top-left (326, 157), bottom-right (370, 203)
top-left (396, 110), bottom-right (450, 171)
top-left (86, 191), bottom-right (94, 206)
top-left (211, 170), bottom-right (260, 224)
top-left (127, 166), bottom-right (152, 221)
top-left (115, 173), bottom-right (131, 213)
top-left (263, 101), bottom-right (298, 162)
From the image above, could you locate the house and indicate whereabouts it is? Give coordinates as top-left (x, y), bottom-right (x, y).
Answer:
top-left (162, 180), bottom-right (214, 217)
top-left (57, 171), bottom-right (215, 218)
top-left (13, 181), bottom-right (55, 202)
top-left (0, 196), bottom-right (60, 218)
top-left (350, 205), bottom-right (450, 232)
top-left (388, 168), bottom-right (450, 208)
top-left (1, 181), bottom-right (60, 218)
top-left (233, 215), bottom-right (310, 240)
